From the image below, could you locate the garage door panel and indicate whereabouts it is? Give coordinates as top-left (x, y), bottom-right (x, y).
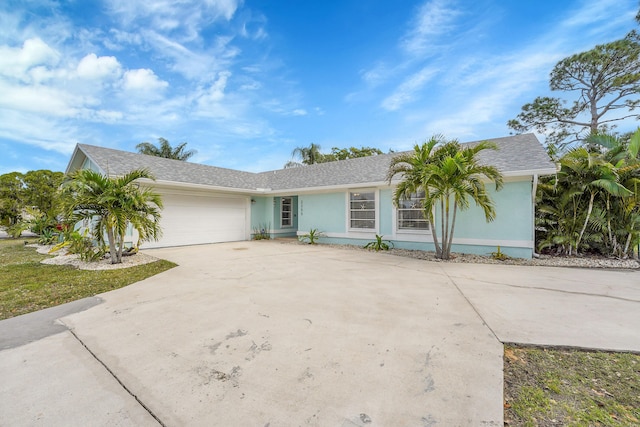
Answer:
top-left (142, 192), bottom-right (248, 248)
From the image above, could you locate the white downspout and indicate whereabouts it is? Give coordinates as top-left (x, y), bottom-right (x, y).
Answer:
top-left (531, 174), bottom-right (540, 258)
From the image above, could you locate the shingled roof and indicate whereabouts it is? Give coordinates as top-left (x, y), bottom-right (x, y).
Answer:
top-left (68, 133), bottom-right (555, 194)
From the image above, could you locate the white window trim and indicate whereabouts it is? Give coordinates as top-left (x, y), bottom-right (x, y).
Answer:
top-left (395, 191), bottom-right (431, 235)
top-left (346, 188), bottom-right (379, 233)
top-left (392, 195), bottom-right (432, 239)
top-left (280, 197), bottom-right (293, 228)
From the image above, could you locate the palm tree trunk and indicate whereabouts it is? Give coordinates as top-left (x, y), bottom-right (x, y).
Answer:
top-left (117, 231), bottom-right (125, 263)
top-left (443, 196), bottom-right (451, 260)
top-left (428, 213), bottom-right (442, 257)
top-left (106, 226), bottom-right (118, 264)
top-left (447, 200), bottom-right (458, 258)
top-left (623, 232), bottom-right (632, 259)
top-left (440, 198), bottom-right (446, 258)
top-left (606, 195), bottom-right (613, 253)
top-left (576, 191), bottom-right (596, 253)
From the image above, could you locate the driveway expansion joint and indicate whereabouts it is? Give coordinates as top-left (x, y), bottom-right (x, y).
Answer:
top-left (67, 329), bottom-right (166, 427)
top-left (449, 275), bottom-right (640, 303)
top-left (439, 265), bottom-right (502, 344)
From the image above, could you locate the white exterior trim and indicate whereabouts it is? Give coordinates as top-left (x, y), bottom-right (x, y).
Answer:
top-left (346, 188), bottom-right (379, 233)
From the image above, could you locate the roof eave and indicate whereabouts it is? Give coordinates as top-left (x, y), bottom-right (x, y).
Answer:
top-left (501, 167), bottom-right (557, 177)
top-left (140, 178), bottom-right (268, 195)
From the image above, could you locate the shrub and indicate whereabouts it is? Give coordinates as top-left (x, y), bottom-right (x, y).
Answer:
top-left (299, 228), bottom-right (325, 244)
top-left (364, 235), bottom-right (394, 251)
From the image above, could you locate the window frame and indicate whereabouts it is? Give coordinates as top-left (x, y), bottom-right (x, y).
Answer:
top-left (348, 189), bottom-right (377, 231)
top-left (396, 191), bottom-right (430, 234)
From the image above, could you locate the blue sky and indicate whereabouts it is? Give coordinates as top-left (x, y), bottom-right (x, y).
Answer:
top-left (0, 0), bottom-right (638, 174)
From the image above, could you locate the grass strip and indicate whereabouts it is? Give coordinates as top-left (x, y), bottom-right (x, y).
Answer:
top-left (0, 238), bottom-right (176, 320)
top-left (504, 345), bottom-right (640, 426)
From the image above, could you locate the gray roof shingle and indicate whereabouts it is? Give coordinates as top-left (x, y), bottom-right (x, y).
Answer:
top-left (76, 144), bottom-right (265, 190)
top-left (73, 133), bottom-right (555, 193)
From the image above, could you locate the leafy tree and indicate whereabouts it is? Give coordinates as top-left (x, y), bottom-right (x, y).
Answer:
top-left (136, 137), bottom-right (197, 161)
top-left (0, 170), bottom-right (65, 237)
top-left (62, 169), bottom-right (163, 264)
top-left (285, 144), bottom-right (386, 167)
top-left (0, 172), bottom-right (24, 227)
top-left (560, 148), bottom-right (632, 252)
top-left (537, 129), bottom-right (640, 258)
top-left (22, 170), bottom-right (64, 216)
top-left (323, 146), bottom-right (384, 161)
top-left (508, 31), bottom-right (640, 149)
top-left (387, 136), bottom-right (503, 260)
top-left (586, 130), bottom-right (640, 256)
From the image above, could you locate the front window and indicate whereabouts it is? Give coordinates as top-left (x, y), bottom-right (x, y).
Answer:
top-left (397, 191), bottom-right (429, 231)
top-left (350, 191), bottom-right (375, 229)
top-left (281, 197), bottom-right (292, 228)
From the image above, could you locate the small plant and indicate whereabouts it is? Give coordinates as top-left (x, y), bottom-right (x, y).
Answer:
top-left (50, 229), bottom-right (106, 262)
top-left (252, 222), bottom-right (271, 240)
top-left (26, 208), bottom-right (58, 236)
top-left (299, 228), bottom-right (325, 244)
top-left (491, 245), bottom-right (509, 261)
top-left (37, 228), bottom-right (59, 245)
top-left (364, 234), bottom-right (394, 251)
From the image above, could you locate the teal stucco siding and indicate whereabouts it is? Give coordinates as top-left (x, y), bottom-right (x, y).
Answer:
top-left (445, 179), bottom-right (532, 242)
top-left (379, 188), bottom-right (393, 236)
top-left (298, 193), bottom-right (346, 234)
top-left (250, 196), bottom-right (270, 234)
top-left (253, 179), bottom-right (535, 258)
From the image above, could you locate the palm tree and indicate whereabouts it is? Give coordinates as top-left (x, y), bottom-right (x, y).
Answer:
top-left (62, 169), bottom-right (163, 264)
top-left (559, 147), bottom-right (632, 253)
top-left (584, 130), bottom-right (640, 256)
top-left (136, 137), bottom-right (197, 161)
top-left (291, 143), bottom-right (324, 165)
top-left (536, 176), bottom-right (584, 255)
top-left (387, 136), bottom-right (503, 260)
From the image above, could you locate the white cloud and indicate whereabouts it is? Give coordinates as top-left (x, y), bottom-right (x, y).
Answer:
top-left (355, 0), bottom-right (462, 101)
top-left (122, 68), bottom-right (169, 92)
top-left (291, 109), bottom-right (307, 116)
top-left (360, 62), bottom-right (393, 87)
top-left (381, 66), bottom-right (438, 111)
top-left (107, 0), bottom-right (240, 40)
top-left (196, 71), bottom-right (231, 107)
top-left (76, 53), bottom-right (122, 80)
top-left (140, 30), bottom-right (239, 81)
top-left (401, 0), bottom-right (461, 56)
top-left (562, 0), bottom-right (631, 28)
top-left (0, 108), bottom-right (79, 155)
top-left (0, 79), bottom-right (83, 117)
top-left (0, 38), bottom-right (60, 80)
top-left (104, 29), bottom-right (143, 50)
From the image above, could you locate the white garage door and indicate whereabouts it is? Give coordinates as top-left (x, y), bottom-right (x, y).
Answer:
top-left (143, 191), bottom-right (249, 248)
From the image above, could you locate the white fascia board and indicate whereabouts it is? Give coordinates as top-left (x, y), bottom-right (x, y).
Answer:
top-left (64, 145), bottom-right (82, 175)
top-left (269, 181), bottom-right (391, 196)
top-left (501, 167), bottom-right (557, 177)
top-left (139, 178), bottom-right (262, 195)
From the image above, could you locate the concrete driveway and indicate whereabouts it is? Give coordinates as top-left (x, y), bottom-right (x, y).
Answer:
top-left (1, 241), bottom-right (638, 426)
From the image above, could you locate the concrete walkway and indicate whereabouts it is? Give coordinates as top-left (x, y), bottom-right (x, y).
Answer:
top-left (1, 241), bottom-right (638, 426)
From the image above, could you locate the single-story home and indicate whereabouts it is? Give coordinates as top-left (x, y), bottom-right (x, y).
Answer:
top-left (65, 133), bottom-right (556, 258)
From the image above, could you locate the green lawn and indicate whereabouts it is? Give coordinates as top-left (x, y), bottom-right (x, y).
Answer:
top-left (0, 238), bottom-right (176, 320)
top-left (504, 346), bottom-right (640, 426)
